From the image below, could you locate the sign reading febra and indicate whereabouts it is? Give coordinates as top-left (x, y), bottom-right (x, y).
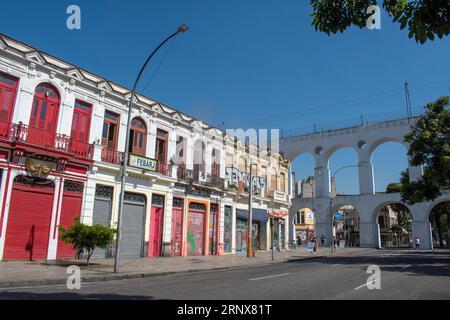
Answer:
top-left (129, 154), bottom-right (157, 172)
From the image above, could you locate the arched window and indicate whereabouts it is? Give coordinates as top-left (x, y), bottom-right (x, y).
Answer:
top-left (30, 83), bottom-right (60, 132)
top-left (129, 117), bottom-right (147, 156)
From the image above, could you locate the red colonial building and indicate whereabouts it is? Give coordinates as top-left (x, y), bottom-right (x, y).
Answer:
top-left (0, 41), bottom-right (94, 261)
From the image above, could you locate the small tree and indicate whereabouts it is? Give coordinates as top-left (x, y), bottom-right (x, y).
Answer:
top-left (59, 217), bottom-right (116, 266)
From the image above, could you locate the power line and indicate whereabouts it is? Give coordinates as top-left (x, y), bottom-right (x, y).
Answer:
top-left (238, 79), bottom-right (450, 126)
top-left (141, 35), bottom-right (177, 93)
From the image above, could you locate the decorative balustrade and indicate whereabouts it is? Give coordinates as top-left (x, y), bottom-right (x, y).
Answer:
top-left (177, 165), bottom-right (224, 189)
top-left (0, 122), bottom-right (93, 160)
top-left (156, 161), bottom-right (172, 177)
top-left (101, 147), bottom-right (124, 165)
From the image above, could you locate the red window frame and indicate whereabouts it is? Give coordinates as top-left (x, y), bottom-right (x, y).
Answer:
top-left (155, 129), bottom-right (168, 164)
top-left (71, 99), bottom-right (92, 144)
top-left (102, 110), bottom-right (120, 150)
top-left (30, 83), bottom-right (60, 132)
top-left (0, 72), bottom-right (19, 129)
top-left (129, 117), bottom-right (147, 156)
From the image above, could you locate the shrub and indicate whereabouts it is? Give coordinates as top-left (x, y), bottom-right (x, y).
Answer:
top-left (59, 217), bottom-right (116, 265)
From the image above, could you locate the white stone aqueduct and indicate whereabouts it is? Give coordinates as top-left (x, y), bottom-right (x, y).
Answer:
top-left (280, 117), bottom-right (449, 250)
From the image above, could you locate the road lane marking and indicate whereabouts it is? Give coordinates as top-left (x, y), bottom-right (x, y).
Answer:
top-left (248, 273), bottom-right (290, 281)
top-left (354, 280), bottom-right (376, 290)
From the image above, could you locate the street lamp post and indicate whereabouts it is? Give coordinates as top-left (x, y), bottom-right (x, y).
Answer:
top-left (247, 163), bottom-right (257, 258)
top-left (114, 24), bottom-right (189, 273)
top-left (271, 194), bottom-right (275, 261)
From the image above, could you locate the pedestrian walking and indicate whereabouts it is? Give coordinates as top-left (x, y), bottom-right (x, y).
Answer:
top-left (414, 236), bottom-right (420, 250)
top-left (321, 234), bottom-right (325, 247)
top-left (310, 237), bottom-right (317, 254)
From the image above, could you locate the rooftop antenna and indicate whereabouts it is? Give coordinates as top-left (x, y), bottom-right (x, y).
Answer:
top-left (405, 81), bottom-right (412, 122)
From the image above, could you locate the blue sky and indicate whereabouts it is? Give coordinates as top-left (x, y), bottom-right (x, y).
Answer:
top-left (1, 0), bottom-right (449, 194)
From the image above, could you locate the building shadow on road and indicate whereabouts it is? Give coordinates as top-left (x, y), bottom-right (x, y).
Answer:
top-left (0, 291), bottom-right (156, 300)
top-left (286, 254), bottom-right (450, 277)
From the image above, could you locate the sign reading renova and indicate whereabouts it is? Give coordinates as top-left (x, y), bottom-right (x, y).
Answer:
top-left (129, 154), bottom-right (157, 172)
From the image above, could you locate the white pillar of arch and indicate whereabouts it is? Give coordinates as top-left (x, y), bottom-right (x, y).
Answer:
top-left (358, 152), bottom-right (375, 195)
top-left (315, 157), bottom-right (330, 197)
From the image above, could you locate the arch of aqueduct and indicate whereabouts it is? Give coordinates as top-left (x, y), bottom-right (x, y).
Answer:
top-left (280, 117), bottom-right (449, 250)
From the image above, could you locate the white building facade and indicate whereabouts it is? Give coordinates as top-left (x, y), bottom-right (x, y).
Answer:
top-left (0, 33), bottom-right (292, 261)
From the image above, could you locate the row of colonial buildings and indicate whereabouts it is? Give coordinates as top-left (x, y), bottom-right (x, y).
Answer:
top-left (0, 33), bottom-right (292, 261)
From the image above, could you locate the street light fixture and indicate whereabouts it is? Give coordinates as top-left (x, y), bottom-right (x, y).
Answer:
top-left (114, 24), bottom-right (189, 273)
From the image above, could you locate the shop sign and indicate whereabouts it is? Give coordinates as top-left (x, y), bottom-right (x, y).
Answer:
top-left (273, 191), bottom-right (286, 201)
top-left (305, 210), bottom-right (315, 225)
top-left (129, 154), bottom-right (157, 172)
top-left (268, 210), bottom-right (289, 219)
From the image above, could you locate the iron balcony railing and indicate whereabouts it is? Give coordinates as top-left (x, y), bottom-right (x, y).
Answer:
top-left (177, 165), bottom-right (225, 189)
top-left (0, 121), bottom-right (94, 160)
top-left (101, 147), bottom-right (124, 165)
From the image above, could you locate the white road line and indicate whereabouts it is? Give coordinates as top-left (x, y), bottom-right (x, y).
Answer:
top-left (248, 273), bottom-right (290, 281)
top-left (354, 280), bottom-right (375, 290)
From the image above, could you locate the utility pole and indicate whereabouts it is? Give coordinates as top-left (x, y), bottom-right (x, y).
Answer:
top-left (113, 24), bottom-right (189, 273)
top-left (330, 196), bottom-right (334, 254)
top-left (247, 162), bottom-right (253, 258)
top-left (272, 195), bottom-right (275, 261)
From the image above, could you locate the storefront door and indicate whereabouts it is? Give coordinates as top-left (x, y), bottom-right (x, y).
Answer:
top-left (187, 202), bottom-right (206, 256)
top-left (149, 194), bottom-right (164, 257)
top-left (171, 198), bottom-right (184, 256)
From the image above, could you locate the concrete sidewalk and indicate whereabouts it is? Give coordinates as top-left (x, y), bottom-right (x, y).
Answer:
top-left (0, 247), bottom-right (371, 288)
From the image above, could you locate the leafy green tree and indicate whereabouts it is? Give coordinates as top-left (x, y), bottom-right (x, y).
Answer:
top-left (401, 96), bottom-right (450, 204)
top-left (430, 202), bottom-right (450, 247)
top-left (310, 0), bottom-right (449, 43)
top-left (59, 217), bottom-right (116, 265)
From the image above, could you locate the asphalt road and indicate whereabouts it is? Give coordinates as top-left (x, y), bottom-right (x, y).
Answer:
top-left (1, 250), bottom-right (449, 300)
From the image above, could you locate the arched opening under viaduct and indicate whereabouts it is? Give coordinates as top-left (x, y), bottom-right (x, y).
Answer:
top-left (328, 148), bottom-right (360, 196)
top-left (332, 204), bottom-right (360, 248)
top-left (371, 141), bottom-right (409, 193)
top-left (375, 202), bottom-right (413, 248)
top-left (291, 153), bottom-right (315, 198)
top-left (429, 201), bottom-right (450, 248)
top-left (293, 207), bottom-right (315, 246)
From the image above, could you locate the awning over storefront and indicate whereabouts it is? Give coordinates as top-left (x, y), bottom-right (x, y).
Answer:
top-left (268, 210), bottom-right (289, 218)
top-left (236, 208), bottom-right (268, 222)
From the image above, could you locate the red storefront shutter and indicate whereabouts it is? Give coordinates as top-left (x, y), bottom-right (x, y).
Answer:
top-left (56, 180), bottom-right (84, 259)
top-left (149, 194), bottom-right (165, 257)
top-left (187, 202), bottom-right (206, 256)
top-left (3, 177), bottom-right (55, 261)
top-left (171, 198), bottom-right (184, 256)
